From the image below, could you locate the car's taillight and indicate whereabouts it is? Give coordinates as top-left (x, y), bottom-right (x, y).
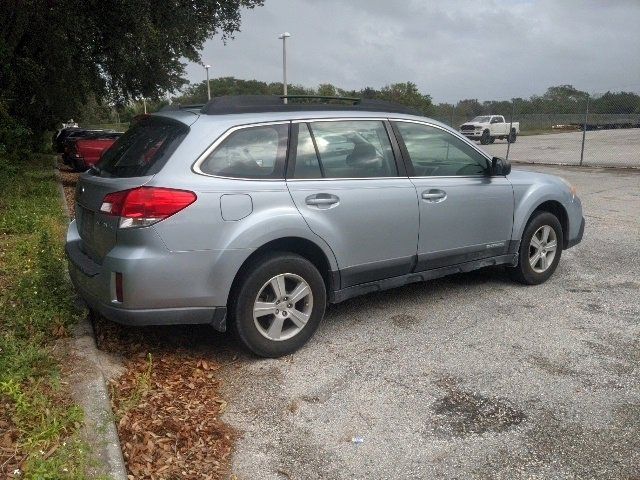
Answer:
top-left (100, 187), bottom-right (197, 228)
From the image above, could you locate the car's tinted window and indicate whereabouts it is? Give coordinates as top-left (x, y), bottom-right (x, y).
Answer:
top-left (292, 124), bottom-right (322, 179)
top-left (200, 124), bottom-right (288, 178)
top-left (395, 122), bottom-right (489, 176)
top-left (300, 120), bottom-right (397, 178)
top-left (98, 117), bottom-right (188, 178)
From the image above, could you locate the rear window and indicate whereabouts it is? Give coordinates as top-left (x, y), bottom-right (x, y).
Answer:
top-left (97, 117), bottom-right (188, 177)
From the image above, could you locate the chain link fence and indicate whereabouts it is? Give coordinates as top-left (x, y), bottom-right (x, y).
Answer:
top-left (437, 100), bottom-right (640, 168)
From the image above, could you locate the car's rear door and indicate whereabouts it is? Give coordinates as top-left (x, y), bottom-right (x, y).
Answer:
top-left (286, 119), bottom-right (419, 288)
top-left (392, 120), bottom-right (514, 271)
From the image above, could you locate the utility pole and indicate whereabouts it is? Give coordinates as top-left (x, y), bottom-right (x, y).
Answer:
top-left (278, 32), bottom-right (291, 103)
top-left (506, 99), bottom-right (516, 161)
top-left (579, 94), bottom-right (590, 166)
top-left (204, 64), bottom-right (212, 101)
top-left (143, 97), bottom-right (147, 114)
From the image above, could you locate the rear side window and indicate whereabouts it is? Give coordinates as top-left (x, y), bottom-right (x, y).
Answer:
top-left (98, 117), bottom-right (188, 178)
top-left (199, 124), bottom-right (289, 178)
top-left (292, 120), bottom-right (397, 179)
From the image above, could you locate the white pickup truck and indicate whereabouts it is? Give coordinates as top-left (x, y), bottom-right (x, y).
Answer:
top-left (459, 115), bottom-right (520, 145)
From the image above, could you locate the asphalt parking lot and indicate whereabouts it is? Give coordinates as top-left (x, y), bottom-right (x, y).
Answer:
top-left (218, 164), bottom-right (640, 479)
top-left (482, 128), bottom-right (640, 168)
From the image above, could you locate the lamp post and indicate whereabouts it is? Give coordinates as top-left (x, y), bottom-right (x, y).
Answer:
top-left (204, 64), bottom-right (212, 100)
top-left (278, 32), bottom-right (291, 103)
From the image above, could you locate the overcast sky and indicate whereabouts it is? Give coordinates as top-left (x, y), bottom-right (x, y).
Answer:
top-left (184, 0), bottom-right (640, 103)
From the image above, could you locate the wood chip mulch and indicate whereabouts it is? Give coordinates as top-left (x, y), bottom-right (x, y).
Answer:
top-left (56, 163), bottom-right (79, 218)
top-left (59, 163), bottom-right (237, 480)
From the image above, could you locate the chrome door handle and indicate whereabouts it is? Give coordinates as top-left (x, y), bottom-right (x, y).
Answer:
top-left (421, 190), bottom-right (447, 202)
top-left (305, 194), bottom-right (340, 206)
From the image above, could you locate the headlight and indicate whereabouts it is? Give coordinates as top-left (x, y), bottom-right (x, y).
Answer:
top-left (559, 177), bottom-right (577, 198)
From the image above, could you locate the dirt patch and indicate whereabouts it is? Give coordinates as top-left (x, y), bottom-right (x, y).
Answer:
top-left (430, 378), bottom-right (525, 438)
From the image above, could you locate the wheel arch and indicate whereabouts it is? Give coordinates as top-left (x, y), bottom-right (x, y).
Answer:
top-left (515, 199), bottom-right (569, 248)
top-left (227, 236), bottom-right (338, 308)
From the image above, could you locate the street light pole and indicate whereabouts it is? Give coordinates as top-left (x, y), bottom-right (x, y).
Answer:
top-left (278, 32), bottom-right (291, 104)
top-left (204, 64), bottom-right (212, 101)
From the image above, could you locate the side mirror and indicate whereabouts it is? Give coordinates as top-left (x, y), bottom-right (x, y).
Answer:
top-left (491, 157), bottom-right (511, 176)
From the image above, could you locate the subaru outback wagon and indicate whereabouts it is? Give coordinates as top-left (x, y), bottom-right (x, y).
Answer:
top-left (66, 95), bottom-right (585, 357)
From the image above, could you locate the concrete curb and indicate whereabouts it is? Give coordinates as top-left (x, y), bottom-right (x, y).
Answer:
top-left (54, 161), bottom-right (128, 480)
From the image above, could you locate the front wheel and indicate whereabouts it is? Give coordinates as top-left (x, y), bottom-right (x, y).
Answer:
top-left (509, 211), bottom-right (563, 285)
top-left (480, 130), bottom-right (491, 145)
top-left (230, 252), bottom-right (326, 358)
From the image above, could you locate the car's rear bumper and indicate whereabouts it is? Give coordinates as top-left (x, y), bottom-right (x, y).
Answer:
top-left (71, 270), bottom-right (227, 330)
top-left (65, 229), bottom-right (228, 331)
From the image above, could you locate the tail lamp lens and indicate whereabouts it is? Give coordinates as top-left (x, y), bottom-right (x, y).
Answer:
top-left (100, 187), bottom-right (197, 228)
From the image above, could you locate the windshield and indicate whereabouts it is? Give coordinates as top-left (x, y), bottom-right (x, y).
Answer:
top-left (97, 116), bottom-right (188, 178)
top-left (471, 116), bottom-right (491, 123)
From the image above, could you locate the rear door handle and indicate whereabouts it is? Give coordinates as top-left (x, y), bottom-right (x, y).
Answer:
top-left (421, 189), bottom-right (447, 202)
top-left (305, 193), bottom-right (340, 207)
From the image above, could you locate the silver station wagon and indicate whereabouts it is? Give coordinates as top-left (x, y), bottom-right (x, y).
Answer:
top-left (66, 95), bottom-right (585, 357)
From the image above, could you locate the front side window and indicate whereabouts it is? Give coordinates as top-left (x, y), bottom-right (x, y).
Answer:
top-left (200, 123), bottom-right (288, 178)
top-left (293, 120), bottom-right (397, 179)
top-left (395, 122), bottom-right (489, 177)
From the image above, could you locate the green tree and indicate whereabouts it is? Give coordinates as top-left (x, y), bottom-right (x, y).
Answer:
top-left (377, 82), bottom-right (433, 114)
top-left (0, 0), bottom-right (263, 151)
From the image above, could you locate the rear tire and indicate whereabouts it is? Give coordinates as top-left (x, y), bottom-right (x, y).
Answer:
top-left (230, 252), bottom-right (326, 358)
top-left (509, 211), bottom-right (563, 285)
top-left (507, 131), bottom-right (517, 143)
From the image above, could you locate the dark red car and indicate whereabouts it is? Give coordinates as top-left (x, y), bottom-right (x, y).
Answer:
top-left (66, 133), bottom-right (122, 171)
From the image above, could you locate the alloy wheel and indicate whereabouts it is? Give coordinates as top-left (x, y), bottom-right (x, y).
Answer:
top-left (529, 225), bottom-right (558, 273)
top-left (253, 273), bottom-right (314, 341)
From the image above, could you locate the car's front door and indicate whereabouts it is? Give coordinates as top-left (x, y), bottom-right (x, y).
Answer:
top-left (392, 121), bottom-right (514, 271)
top-left (286, 120), bottom-right (419, 288)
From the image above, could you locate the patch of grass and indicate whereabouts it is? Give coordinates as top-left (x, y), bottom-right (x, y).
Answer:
top-left (0, 153), bottom-right (88, 478)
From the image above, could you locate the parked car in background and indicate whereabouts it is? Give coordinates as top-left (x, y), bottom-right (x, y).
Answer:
top-left (53, 127), bottom-right (85, 153)
top-left (460, 115), bottom-right (520, 144)
top-left (66, 95), bottom-right (584, 358)
top-left (67, 133), bottom-right (123, 171)
top-left (57, 129), bottom-right (111, 157)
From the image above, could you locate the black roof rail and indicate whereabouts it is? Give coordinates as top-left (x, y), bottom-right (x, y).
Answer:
top-left (160, 103), bottom-right (206, 112)
top-left (199, 95), bottom-right (421, 116)
top-left (282, 95), bottom-right (361, 103)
